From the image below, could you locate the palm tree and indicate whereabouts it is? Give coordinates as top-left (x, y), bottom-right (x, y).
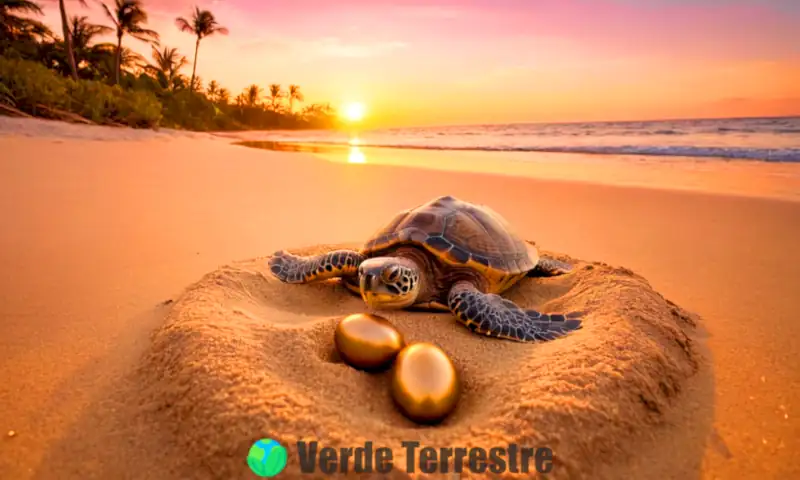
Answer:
top-left (170, 74), bottom-right (189, 91)
top-left (244, 84), bottom-right (261, 107)
top-left (145, 45), bottom-right (187, 90)
top-left (68, 16), bottom-right (113, 71)
top-left (100, 0), bottom-right (159, 85)
top-left (57, 0), bottom-right (91, 81)
top-left (175, 7), bottom-right (228, 91)
top-left (217, 87), bottom-right (230, 105)
top-left (69, 16), bottom-right (113, 52)
top-left (206, 80), bottom-right (219, 100)
top-left (268, 83), bottom-right (282, 111)
top-left (302, 102), bottom-right (335, 120)
top-left (90, 43), bottom-right (144, 80)
top-left (0, 0), bottom-right (45, 41)
top-left (190, 75), bottom-right (202, 92)
top-left (42, 16), bottom-right (111, 78)
top-left (287, 84), bottom-right (303, 114)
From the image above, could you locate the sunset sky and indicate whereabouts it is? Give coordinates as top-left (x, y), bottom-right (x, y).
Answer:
top-left (37, 0), bottom-right (800, 127)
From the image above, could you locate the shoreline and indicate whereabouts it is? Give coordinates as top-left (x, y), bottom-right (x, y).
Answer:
top-left (231, 137), bottom-right (800, 162)
top-left (232, 140), bottom-right (800, 203)
top-left (3, 117), bottom-right (799, 203)
top-left (1, 119), bottom-right (799, 478)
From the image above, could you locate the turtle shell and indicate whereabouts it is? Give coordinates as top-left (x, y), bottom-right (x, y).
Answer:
top-left (361, 196), bottom-right (539, 293)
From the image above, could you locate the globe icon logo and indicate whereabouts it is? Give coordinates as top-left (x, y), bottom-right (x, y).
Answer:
top-left (247, 438), bottom-right (288, 477)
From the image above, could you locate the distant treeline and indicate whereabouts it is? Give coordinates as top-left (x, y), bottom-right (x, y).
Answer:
top-left (0, 0), bottom-right (341, 131)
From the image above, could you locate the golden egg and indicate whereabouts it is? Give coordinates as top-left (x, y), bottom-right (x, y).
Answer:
top-left (334, 313), bottom-right (405, 371)
top-left (390, 342), bottom-right (461, 424)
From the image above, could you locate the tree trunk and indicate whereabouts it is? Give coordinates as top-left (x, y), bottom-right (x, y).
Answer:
top-left (59, 0), bottom-right (79, 81)
top-left (115, 33), bottom-right (122, 85)
top-left (190, 37), bottom-right (200, 91)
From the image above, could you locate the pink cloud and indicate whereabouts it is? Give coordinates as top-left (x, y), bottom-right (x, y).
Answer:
top-left (40, 0), bottom-right (798, 61)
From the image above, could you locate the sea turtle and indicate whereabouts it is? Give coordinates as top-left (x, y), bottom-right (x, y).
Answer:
top-left (269, 196), bottom-right (583, 342)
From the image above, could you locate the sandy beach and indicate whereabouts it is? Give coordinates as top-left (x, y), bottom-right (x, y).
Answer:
top-left (0, 118), bottom-right (799, 479)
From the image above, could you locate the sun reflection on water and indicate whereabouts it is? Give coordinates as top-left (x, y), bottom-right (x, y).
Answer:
top-left (348, 146), bottom-right (367, 164)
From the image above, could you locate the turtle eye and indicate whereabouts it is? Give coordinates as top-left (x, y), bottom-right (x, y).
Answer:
top-left (382, 266), bottom-right (400, 283)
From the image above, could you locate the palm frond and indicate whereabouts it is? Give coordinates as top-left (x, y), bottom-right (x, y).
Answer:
top-left (69, 15), bottom-right (114, 50)
top-left (0, 0), bottom-right (43, 16)
top-left (129, 26), bottom-right (159, 43)
top-left (98, 2), bottom-right (118, 27)
top-left (176, 7), bottom-right (228, 38)
top-left (174, 17), bottom-right (193, 34)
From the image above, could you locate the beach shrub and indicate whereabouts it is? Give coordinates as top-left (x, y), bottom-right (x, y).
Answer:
top-left (160, 89), bottom-right (232, 131)
top-left (0, 56), bottom-right (162, 128)
top-left (127, 72), bottom-right (162, 94)
top-left (0, 56), bottom-right (67, 115)
top-left (0, 83), bottom-right (14, 106)
top-left (65, 79), bottom-right (162, 128)
top-left (64, 80), bottom-right (119, 123)
top-left (116, 89), bottom-right (163, 128)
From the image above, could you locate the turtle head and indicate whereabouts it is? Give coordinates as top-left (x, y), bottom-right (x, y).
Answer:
top-left (358, 257), bottom-right (421, 309)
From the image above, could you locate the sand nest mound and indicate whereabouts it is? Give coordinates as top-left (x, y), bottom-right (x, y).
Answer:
top-left (139, 243), bottom-right (700, 479)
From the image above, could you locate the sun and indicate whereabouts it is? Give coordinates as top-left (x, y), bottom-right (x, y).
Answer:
top-left (342, 102), bottom-right (366, 122)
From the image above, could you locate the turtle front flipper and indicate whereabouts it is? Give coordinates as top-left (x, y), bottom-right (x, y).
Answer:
top-left (528, 256), bottom-right (573, 277)
top-left (447, 281), bottom-right (583, 342)
top-left (269, 249), bottom-right (364, 284)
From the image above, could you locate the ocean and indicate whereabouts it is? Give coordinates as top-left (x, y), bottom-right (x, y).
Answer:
top-left (232, 116), bottom-right (800, 163)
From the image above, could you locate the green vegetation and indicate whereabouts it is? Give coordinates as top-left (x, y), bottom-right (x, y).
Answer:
top-left (0, 55), bottom-right (162, 126)
top-left (0, 0), bottom-right (340, 130)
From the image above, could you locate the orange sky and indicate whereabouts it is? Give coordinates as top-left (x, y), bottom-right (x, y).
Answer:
top-left (37, 0), bottom-right (800, 127)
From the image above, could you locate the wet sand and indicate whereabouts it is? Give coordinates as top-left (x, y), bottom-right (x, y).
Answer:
top-left (0, 119), bottom-right (798, 478)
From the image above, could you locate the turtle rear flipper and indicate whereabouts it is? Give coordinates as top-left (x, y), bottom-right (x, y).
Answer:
top-left (447, 282), bottom-right (583, 342)
top-left (269, 250), bottom-right (364, 284)
top-left (528, 256), bottom-right (573, 277)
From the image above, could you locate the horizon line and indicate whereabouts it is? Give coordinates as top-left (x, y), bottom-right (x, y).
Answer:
top-left (354, 114), bottom-right (800, 132)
